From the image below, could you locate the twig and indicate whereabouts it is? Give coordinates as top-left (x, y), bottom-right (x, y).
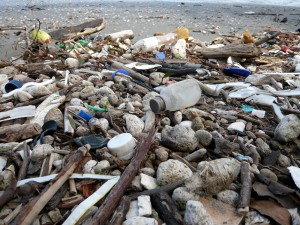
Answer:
top-left (17, 142), bottom-right (30, 181)
top-left (238, 162), bottom-right (252, 215)
top-left (90, 126), bottom-right (156, 225)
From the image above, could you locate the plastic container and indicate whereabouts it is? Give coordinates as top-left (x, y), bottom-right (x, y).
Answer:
top-left (107, 133), bottom-right (136, 160)
top-left (4, 80), bottom-right (23, 93)
top-left (150, 79), bottom-right (202, 113)
top-left (132, 33), bottom-right (178, 52)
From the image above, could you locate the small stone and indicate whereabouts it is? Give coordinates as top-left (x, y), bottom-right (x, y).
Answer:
top-left (140, 173), bottom-right (158, 190)
top-left (83, 160), bottom-right (98, 174)
top-left (144, 111), bottom-right (156, 132)
top-left (42, 135), bottom-right (54, 145)
top-left (274, 114), bottom-right (300, 143)
top-left (69, 74), bottom-right (83, 84)
top-left (173, 111), bottom-right (183, 124)
top-left (227, 121), bottom-right (245, 133)
top-left (98, 86), bottom-right (115, 96)
top-left (110, 169), bottom-right (121, 176)
top-left (172, 187), bottom-right (200, 209)
top-left (131, 175), bottom-right (143, 191)
top-left (80, 86), bottom-right (96, 99)
top-left (155, 147), bottom-right (169, 162)
top-left (184, 148), bottom-right (207, 162)
top-left (156, 159), bottom-right (193, 186)
top-left (138, 195), bottom-right (152, 216)
top-left (48, 208), bottom-right (62, 223)
top-left (277, 154), bottom-right (291, 167)
top-left (184, 200), bottom-right (214, 225)
top-left (255, 138), bottom-right (272, 157)
top-left (126, 201), bottom-right (139, 219)
top-left (31, 144), bottom-right (53, 162)
top-left (216, 190), bottom-right (239, 207)
top-left (150, 72), bottom-right (169, 84)
top-left (204, 120), bottom-right (219, 130)
top-left (161, 125), bottom-right (198, 152)
top-left (195, 130), bottom-right (212, 147)
top-left (161, 117), bottom-right (171, 126)
top-left (180, 120), bottom-right (193, 128)
top-left (65, 58), bottom-right (79, 68)
top-left (70, 98), bottom-right (83, 106)
top-left (108, 94), bottom-right (119, 107)
top-left (44, 108), bottom-right (64, 127)
top-left (123, 216), bottom-right (158, 225)
top-left (123, 114), bottom-right (144, 138)
top-left (140, 167), bottom-right (155, 177)
top-left (192, 117), bottom-right (205, 131)
top-left (94, 160), bottom-right (110, 174)
top-left (260, 168), bottom-right (278, 182)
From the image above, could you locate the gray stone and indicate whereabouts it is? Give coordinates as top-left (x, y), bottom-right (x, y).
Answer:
top-left (156, 159), bottom-right (193, 186)
top-left (255, 138), bottom-right (272, 157)
top-left (80, 86), bottom-right (96, 99)
top-left (172, 187), bottom-right (200, 209)
top-left (184, 200), bottom-right (214, 225)
top-left (155, 147), bottom-right (169, 162)
top-left (216, 190), bottom-right (239, 207)
top-left (277, 154), bottom-right (291, 167)
top-left (140, 173), bottom-right (158, 190)
top-left (138, 195), bottom-right (152, 216)
top-left (274, 114), bottom-right (300, 143)
top-left (126, 201), bottom-right (139, 219)
top-left (161, 125), bottom-right (198, 152)
top-left (123, 216), bottom-right (158, 225)
top-left (260, 168), bottom-right (278, 182)
top-left (195, 130), bottom-right (212, 147)
top-left (131, 175), bottom-right (143, 191)
top-left (140, 167), bottom-right (155, 177)
top-left (123, 114), bottom-right (144, 138)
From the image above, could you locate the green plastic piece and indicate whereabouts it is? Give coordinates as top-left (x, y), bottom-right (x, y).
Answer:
top-left (88, 105), bottom-right (108, 112)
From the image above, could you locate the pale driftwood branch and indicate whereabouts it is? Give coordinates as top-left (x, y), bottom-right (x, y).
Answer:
top-left (238, 161), bottom-right (252, 215)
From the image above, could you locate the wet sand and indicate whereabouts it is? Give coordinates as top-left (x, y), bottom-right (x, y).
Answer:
top-left (0, 1), bottom-right (299, 60)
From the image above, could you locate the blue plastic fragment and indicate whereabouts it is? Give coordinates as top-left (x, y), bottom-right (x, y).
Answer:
top-left (233, 152), bottom-right (253, 163)
top-left (112, 69), bottom-right (130, 79)
top-left (241, 104), bottom-right (254, 113)
top-left (78, 110), bottom-right (94, 122)
top-left (223, 66), bottom-right (251, 78)
top-left (155, 52), bottom-right (166, 59)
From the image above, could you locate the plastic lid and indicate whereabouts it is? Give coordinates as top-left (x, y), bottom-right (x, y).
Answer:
top-left (107, 133), bottom-right (133, 150)
top-left (150, 96), bottom-right (166, 113)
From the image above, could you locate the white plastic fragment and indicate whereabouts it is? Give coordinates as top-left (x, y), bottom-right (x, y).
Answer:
top-left (0, 105), bottom-right (36, 122)
top-left (62, 177), bottom-right (119, 225)
top-left (251, 109), bottom-right (266, 118)
top-left (288, 166), bottom-right (300, 189)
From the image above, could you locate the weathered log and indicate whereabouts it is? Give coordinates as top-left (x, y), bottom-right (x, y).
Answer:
top-left (198, 44), bottom-right (260, 58)
top-left (0, 123), bottom-right (42, 143)
top-left (151, 192), bottom-right (186, 225)
top-left (90, 126), bottom-right (156, 225)
top-left (109, 196), bottom-right (130, 225)
top-left (49, 18), bottom-right (105, 40)
top-left (237, 161), bottom-right (252, 215)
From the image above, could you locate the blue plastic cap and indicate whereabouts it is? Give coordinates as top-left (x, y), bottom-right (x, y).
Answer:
top-left (78, 110), bottom-right (94, 122)
top-left (223, 66), bottom-right (251, 78)
top-left (5, 80), bottom-right (23, 93)
top-left (112, 69), bottom-right (130, 79)
top-left (155, 52), bottom-right (166, 59)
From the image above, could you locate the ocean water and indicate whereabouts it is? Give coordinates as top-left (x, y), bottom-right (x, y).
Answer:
top-left (0, 0), bottom-right (299, 7)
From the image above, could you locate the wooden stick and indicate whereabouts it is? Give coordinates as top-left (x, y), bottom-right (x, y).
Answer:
top-left (17, 142), bottom-right (30, 181)
top-left (237, 161), bottom-right (252, 215)
top-left (254, 31), bottom-right (281, 46)
top-left (0, 174), bottom-right (16, 210)
top-left (109, 196), bottom-right (130, 225)
top-left (90, 126), bottom-right (156, 225)
top-left (3, 203), bottom-right (23, 224)
top-left (151, 192), bottom-right (186, 225)
top-left (11, 145), bottom-right (89, 225)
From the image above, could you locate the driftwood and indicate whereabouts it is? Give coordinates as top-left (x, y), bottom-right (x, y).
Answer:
top-left (109, 196), bottom-right (131, 225)
top-left (90, 126), bottom-right (156, 225)
top-left (0, 123), bottom-right (42, 143)
top-left (237, 162), bottom-right (252, 215)
top-left (11, 145), bottom-right (89, 225)
top-left (151, 192), bottom-right (186, 225)
top-left (49, 18), bottom-right (105, 40)
top-left (255, 31), bottom-right (281, 46)
top-left (17, 142), bottom-right (30, 181)
top-left (199, 44), bottom-right (260, 58)
top-left (0, 172), bottom-right (16, 209)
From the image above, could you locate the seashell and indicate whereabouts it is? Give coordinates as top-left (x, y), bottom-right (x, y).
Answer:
top-left (24, 85), bottom-right (51, 97)
top-left (14, 90), bottom-right (33, 102)
top-left (31, 144), bottom-right (54, 162)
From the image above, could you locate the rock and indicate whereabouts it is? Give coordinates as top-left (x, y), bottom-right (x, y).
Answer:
top-left (140, 167), bottom-right (155, 177)
top-left (65, 58), bottom-right (79, 68)
top-left (48, 208), bottom-right (62, 223)
top-left (98, 86), bottom-right (115, 96)
top-left (255, 138), bottom-right (272, 157)
top-left (138, 195), bottom-right (152, 216)
top-left (156, 159), bottom-right (193, 186)
top-left (0, 66), bottom-right (18, 78)
top-left (161, 117), bottom-right (171, 126)
top-left (172, 187), bottom-right (200, 209)
top-left (274, 114), bottom-right (300, 143)
top-left (44, 108), bottom-right (64, 128)
top-left (83, 160), bottom-right (98, 174)
top-left (123, 216), bottom-right (158, 225)
top-left (108, 94), bottom-right (119, 106)
top-left (69, 74), bottom-right (83, 84)
top-left (260, 168), bottom-right (278, 182)
top-left (227, 121), bottom-right (245, 133)
top-left (126, 201), bottom-right (139, 219)
top-left (195, 130), bottom-right (212, 147)
top-left (185, 158), bottom-right (241, 194)
top-left (155, 147), bottom-right (169, 162)
top-left (80, 86), bottom-right (96, 99)
top-left (277, 154), bottom-right (291, 167)
top-left (161, 125), bottom-right (198, 152)
top-left (94, 160), bottom-right (110, 174)
top-left (150, 72), bottom-right (169, 84)
top-left (140, 173), bottom-right (158, 190)
top-left (184, 148), bottom-right (207, 162)
top-left (144, 111), bottom-right (156, 132)
top-left (180, 120), bottom-right (193, 129)
top-left (70, 98), bottom-right (84, 106)
top-left (110, 169), bottom-right (121, 176)
top-left (192, 117), bottom-right (205, 131)
top-left (184, 200), bottom-right (214, 225)
top-left (31, 144), bottom-right (53, 162)
top-left (131, 175), bottom-right (143, 191)
top-left (123, 114), bottom-right (144, 138)
top-left (216, 190), bottom-right (239, 207)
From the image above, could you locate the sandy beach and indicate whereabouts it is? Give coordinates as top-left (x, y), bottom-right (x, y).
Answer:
top-left (0, 1), bottom-right (299, 60)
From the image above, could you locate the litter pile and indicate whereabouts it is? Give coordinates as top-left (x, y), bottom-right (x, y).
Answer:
top-left (0, 17), bottom-right (300, 225)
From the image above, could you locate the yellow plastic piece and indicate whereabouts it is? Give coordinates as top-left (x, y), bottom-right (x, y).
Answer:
top-left (173, 27), bottom-right (189, 40)
top-left (31, 29), bottom-right (52, 44)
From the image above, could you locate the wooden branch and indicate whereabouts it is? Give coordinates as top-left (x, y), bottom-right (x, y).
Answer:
top-left (198, 44), bottom-right (260, 58)
top-left (11, 145), bottom-right (89, 225)
top-left (237, 162), bottom-right (252, 215)
top-left (151, 192), bottom-right (186, 225)
top-left (17, 142), bottom-right (30, 181)
top-left (90, 126), bottom-right (156, 225)
top-left (0, 123), bottom-right (42, 142)
top-left (109, 196), bottom-right (130, 225)
top-left (255, 31), bottom-right (281, 46)
top-left (0, 174), bottom-right (16, 209)
top-left (49, 18), bottom-right (105, 40)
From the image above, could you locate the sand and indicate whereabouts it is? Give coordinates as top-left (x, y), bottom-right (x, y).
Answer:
top-left (0, 1), bottom-right (299, 60)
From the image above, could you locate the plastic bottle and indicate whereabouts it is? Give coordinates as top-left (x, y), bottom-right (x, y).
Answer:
top-left (132, 33), bottom-right (178, 52)
top-left (150, 79), bottom-right (201, 113)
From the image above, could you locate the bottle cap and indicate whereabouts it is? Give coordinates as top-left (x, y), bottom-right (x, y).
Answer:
top-left (107, 133), bottom-right (136, 160)
top-left (150, 96), bottom-right (166, 113)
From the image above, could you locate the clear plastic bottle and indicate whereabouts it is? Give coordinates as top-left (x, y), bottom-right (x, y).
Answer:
top-left (132, 33), bottom-right (178, 52)
top-left (150, 79), bottom-right (202, 113)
